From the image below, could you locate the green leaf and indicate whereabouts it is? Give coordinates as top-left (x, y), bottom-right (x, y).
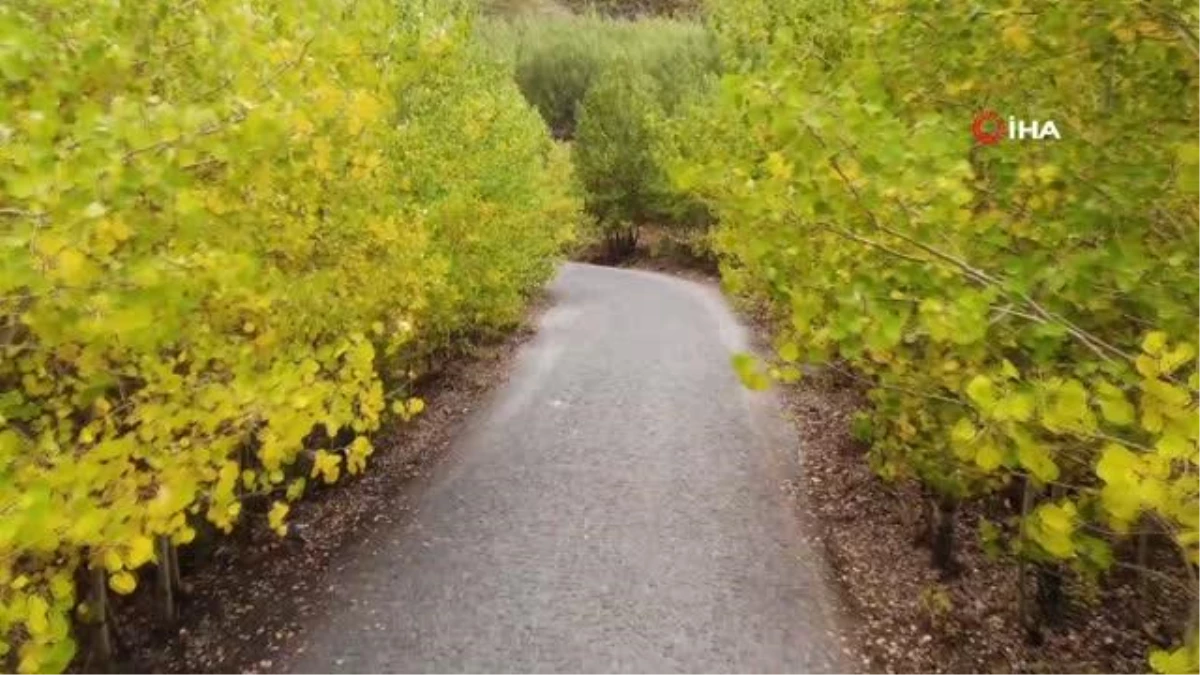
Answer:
top-left (965, 375), bottom-right (995, 409)
top-left (1076, 534), bottom-right (1113, 571)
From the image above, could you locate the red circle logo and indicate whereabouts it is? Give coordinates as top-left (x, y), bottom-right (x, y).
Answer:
top-left (971, 110), bottom-right (1006, 145)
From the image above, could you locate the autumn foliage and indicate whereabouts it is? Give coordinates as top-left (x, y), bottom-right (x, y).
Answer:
top-left (0, 0), bottom-right (577, 670)
top-left (676, 0), bottom-right (1199, 670)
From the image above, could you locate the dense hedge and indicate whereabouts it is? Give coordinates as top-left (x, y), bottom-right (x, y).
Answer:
top-left (483, 14), bottom-right (717, 139)
top-left (0, 0), bottom-right (578, 671)
top-left (482, 13), bottom-right (717, 256)
top-left (671, 0), bottom-right (1199, 670)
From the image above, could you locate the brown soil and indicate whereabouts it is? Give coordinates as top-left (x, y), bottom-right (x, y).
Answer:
top-left (102, 299), bottom-right (547, 674)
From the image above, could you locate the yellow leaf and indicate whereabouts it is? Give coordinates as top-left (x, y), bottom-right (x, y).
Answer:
top-left (17, 645), bottom-right (43, 674)
top-left (26, 595), bottom-right (49, 636)
top-left (1096, 443), bottom-right (1138, 485)
top-left (1031, 502), bottom-right (1077, 558)
top-left (1095, 381), bottom-right (1135, 426)
top-left (1017, 439), bottom-right (1059, 482)
top-left (1001, 22), bottom-right (1032, 52)
top-left (975, 440), bottom-right (1003, 471)
top-left (1142, 331), bottom-right (1168, 356)
top-left (995, 392), bottom-right (1034, 422)
top-left (268, 501), bottom-right (289, 536)
top-left (765, 152), bottom-right (793, 181)
top-left (1155, 432), bottom-right (1192, 460)
top-left (286, 478), bottom-right (307, 501)
top-left (950, 417), bottom-right (976, 444)
top-left (311, 449), bottom-right (342, 484)
top-left (125, 535), bottom-right (155, 568)
top-left (965, 375), bottom-right (995, 410)
top-left (49, 573), bottom-right (74, 602)
top-left (1000, 359), bottom-right (1019, 379)
top-left (54, 248), bottom-right (92, 285)
top-left (1161, 343), bottom-right (1195, 374)
top-left (407, 397), bottom-right (425, 416)
top-left (109, 571), bottom-right (137, 595)
top-left (172, 526), bottom-right (196, 546)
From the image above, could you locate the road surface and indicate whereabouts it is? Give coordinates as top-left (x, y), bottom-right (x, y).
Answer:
top-left (285, 263), bottom-right (847, 673)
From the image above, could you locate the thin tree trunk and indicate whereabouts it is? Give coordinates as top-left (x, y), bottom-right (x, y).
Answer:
top-left (1017, 476), bottom-right (1038, 643)
top-left (156, 536), bottom-right (177, 623)
top-left (90, 567), bottom-right (114, 669)
top-left (1135, 521), bottom-right (1150, 622)
top-left (931, 496), bottom-right (958, 576)
top-left (169, 540), bottom-right (184, 594)
top-left (1035, 485), bottom-right (1067, 625)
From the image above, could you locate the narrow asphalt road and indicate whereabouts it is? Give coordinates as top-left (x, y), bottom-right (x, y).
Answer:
top-left (286, 263), bottom-right (848, 673)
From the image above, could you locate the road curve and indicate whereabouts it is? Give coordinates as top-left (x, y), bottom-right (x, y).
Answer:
top-left (285, 262), bottom-right (848, 673)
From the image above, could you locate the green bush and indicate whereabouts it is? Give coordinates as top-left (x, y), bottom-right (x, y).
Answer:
top-left (481, 14), bottom-right (718, 139)
top-left (478, 13), bottom-right (718, 258)
top-left (573, 63), bottom-right (666, 256)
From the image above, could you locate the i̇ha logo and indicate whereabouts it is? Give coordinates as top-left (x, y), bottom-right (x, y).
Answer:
top-left (971, 110), bottom-right (1061, 145)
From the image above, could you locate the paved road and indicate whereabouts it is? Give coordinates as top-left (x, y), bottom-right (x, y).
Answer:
top-left (286, 263), bottom-right (847, 673)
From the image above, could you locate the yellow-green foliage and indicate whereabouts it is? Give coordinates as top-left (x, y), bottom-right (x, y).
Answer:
top-left (480, 13), bottom-right (718, 138)
top-left (0, 0), bottom-right (578, 670)
top-left (677, 0), bottom-right (1199, 669)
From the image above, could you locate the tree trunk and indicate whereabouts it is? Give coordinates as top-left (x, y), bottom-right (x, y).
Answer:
top-left (156, 536), bottom-right (177, 623)
top-left (1035, 563), bottom-right (1065, 625)
top-left (90, 567), bottom-right (115, 670)
top-left (169, 540), bottom-right (184, 594)
top-left (931, 496), bottom-right (958, 577)
top-left (1135, 520), bottom-right (1152, 621)
top-left (1017, 477), bottom-right (1042, 644)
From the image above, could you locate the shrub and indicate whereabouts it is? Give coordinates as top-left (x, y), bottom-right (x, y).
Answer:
top-left (0, 0), bottom-right (578, 670)
top-left (482, 14), bottom-right (718, 139)
top-left (480, 13), bottom-right (718, 258)
top-left (675, 0), bottom-right (1199, 669)
top-left (573, 63), bottom-right (668, 256)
